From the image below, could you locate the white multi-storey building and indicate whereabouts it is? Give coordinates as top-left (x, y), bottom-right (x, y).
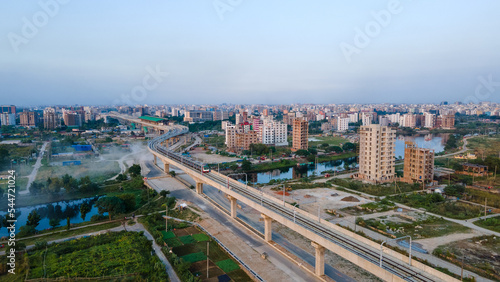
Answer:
top-left (260, 120), bottom-right (288, 146)
top-left (348, 113), bottom-right (359, 123)
top-left (424, 112), bottom-right (435, 128)
top-left (337, 117), bottom-right (350, 132)
top-left (361, 112), bottom-right (373, 126)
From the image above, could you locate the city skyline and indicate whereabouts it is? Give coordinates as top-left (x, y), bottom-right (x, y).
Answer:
top-left (2, 1), bottom-right (500, 106)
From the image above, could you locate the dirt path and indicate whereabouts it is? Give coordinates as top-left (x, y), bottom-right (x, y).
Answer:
top-left (414, 230), bottom-right (482, 252)
top-left (21, 141), bottom-right (49, 195)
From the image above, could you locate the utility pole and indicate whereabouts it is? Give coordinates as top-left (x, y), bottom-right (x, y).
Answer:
top-left (207, 242), bottom-right (210, 279)
top-left (461, 255), bottom-right (464, 281)
top-left (485, 198), bottom-right (487, 217)
top-left (282, 185), bottom-right (285, 206)
top-left (317, 204), bottom-right (321, 222)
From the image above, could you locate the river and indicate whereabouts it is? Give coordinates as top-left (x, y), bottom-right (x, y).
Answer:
top-left (0, 196), bottom-right (106, 237)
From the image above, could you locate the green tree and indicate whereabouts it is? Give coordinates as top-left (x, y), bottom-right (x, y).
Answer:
top-left (49, 218), bottom-right (60, 229)
top-left (96, 196), bottom-right (126, 220)
top-left (116, 173), bottom-right (127, 181)
top-left (445, 134), bottom-right (458, 150)
top-left (27, 210), bottom-right (41, 227)
top-left (117, 193), bottom-right (137, 212)
top-left (160, 190), bottom-right (170, 198)
top-left (67, 217), bottom-right (71, 230)
top-left (249, 143), bottom-right (269, 155)
top-left (308, 148), bottom-right (317, 155)
top-left (295, 149), bottom-right (310, 157)
top-left (444, 184), bottom-right (465, 196)
top-left (80, 202), bottom-right (91, 221)
top-left (168, 171), bottom-right (176, 177)
top-left (79, 176), bottom-right (99, 192)
top-left (342, 142), bottom-right (356, 151)
top-left (61, 174), bottom-right (78, 192)
top-left (129, 164), bottom-right (142, 177)
top-left (328, 146), bottom-right (343, 153)
top-left (241, 160), bottom-right (252, 171)
top-left (29, 182), bottom-right (44, 195)
top-left (0, 147), bottom-right (9, 166)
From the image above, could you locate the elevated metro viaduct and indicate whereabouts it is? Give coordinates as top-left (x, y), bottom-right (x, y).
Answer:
top-left (148, 127), bottom-right (458, 282)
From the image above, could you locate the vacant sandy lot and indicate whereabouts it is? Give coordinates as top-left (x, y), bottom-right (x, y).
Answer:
top-left (261, 186), bottom-right (373, 219)
top-left (190, 152), bottom-right (239, 164)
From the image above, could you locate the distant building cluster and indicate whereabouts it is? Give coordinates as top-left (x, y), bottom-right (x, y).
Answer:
top-left (225, 111), bottom-right (288, 152)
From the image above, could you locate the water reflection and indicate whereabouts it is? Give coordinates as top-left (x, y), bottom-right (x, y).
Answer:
top-left (394, 133), bottom-right (447, 159)
top-left (0, 196), bottom-right (105, 237)
top-left (246, 157), bottom-right (358, 184)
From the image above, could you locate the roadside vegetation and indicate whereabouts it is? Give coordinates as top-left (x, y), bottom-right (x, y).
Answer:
top-left (386, 192), bottom-right (484, 219)
top-left (342, 199), bottom-right (396, 215)
top-left (330, 178), bottom-right (422, 197)
top-left (474, 215), bottom-right (500, 232)
top-left (357, 214), bottom-right (470, 239)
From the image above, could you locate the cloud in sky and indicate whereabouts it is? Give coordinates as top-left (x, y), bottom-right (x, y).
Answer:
top-left (1, 0), bottom-right (499, 105)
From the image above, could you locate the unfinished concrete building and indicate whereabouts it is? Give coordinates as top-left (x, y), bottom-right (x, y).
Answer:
top-left (402, 141), bottom-right (435, 184)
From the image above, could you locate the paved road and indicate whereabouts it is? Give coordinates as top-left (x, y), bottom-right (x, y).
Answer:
top-left (21, 141), bottom-right (49, 195)
top-left (146, 161), bottom-right (355, 282)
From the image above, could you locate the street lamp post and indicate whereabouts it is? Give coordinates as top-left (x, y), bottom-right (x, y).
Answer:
top-left (380, 236), bottom-right (412, 267)
top-left (227, 173), bottom-right (247, 190)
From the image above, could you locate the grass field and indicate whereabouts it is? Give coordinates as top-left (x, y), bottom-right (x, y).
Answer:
top-left (23, 231), bottom-right (168, 280)
top-left (466, 136), bottom-right (500, 157)
top-left (308, 136), bottom-right (348, 147)
top-left (474, 215), bottom-right (500, 232)
top-left (331, 178), bottom-right (422, 196)
top-left (35, 159), bottom-right (119, 183)
top-left (359, 214), bottom-right (470, 239)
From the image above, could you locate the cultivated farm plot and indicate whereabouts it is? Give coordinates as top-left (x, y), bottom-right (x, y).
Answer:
top-left (166, 226), bottom-right (252, 282)
top-left (7, 231), bottom-right (168, 281)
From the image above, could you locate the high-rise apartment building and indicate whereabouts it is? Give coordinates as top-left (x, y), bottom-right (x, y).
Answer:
top-left (235, 114), bottom-right (243, 125)
top-left (43, 108), bottom-right (59, 129)
top-left (440, 115), bottom-right (455, 129)
top-left (0, 113), bottom-right (16, 126)
top-left (424, 113), bottom-right (435, 128)
top-left (358, 124), bottom-right (395, 183)
top-left (361, 112), bottom-right (373, 126)
top-left (236, 131), bottom-right (259, 151)
top-left (19, 111), bottom-right (39, 127)
top-left (0, 105), bottom-right (16, 114)
top-left (261, 120), bottom-right (288, 146)
top-left (400, 114), bottom-right (416, 128)
top-left (337, 117), bottom-right (350, 132)
top-left (379, 116), bottom-right (389, 126)
top-left (183, 110), bottom-right (213, 122)
top-left (402, 141), bottom-right (434, 184)
top-left (63, 111), bottom-right (83, 127)
top-left (292, 118), bottom-right (308, 152)
top-left (171, 108), bottom-right (179, 117)
top-left (213, 110), bottom-right (229, 121)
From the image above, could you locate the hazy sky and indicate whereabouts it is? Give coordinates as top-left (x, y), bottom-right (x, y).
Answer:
top-left (1, 1), bottom-right (500, 106)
